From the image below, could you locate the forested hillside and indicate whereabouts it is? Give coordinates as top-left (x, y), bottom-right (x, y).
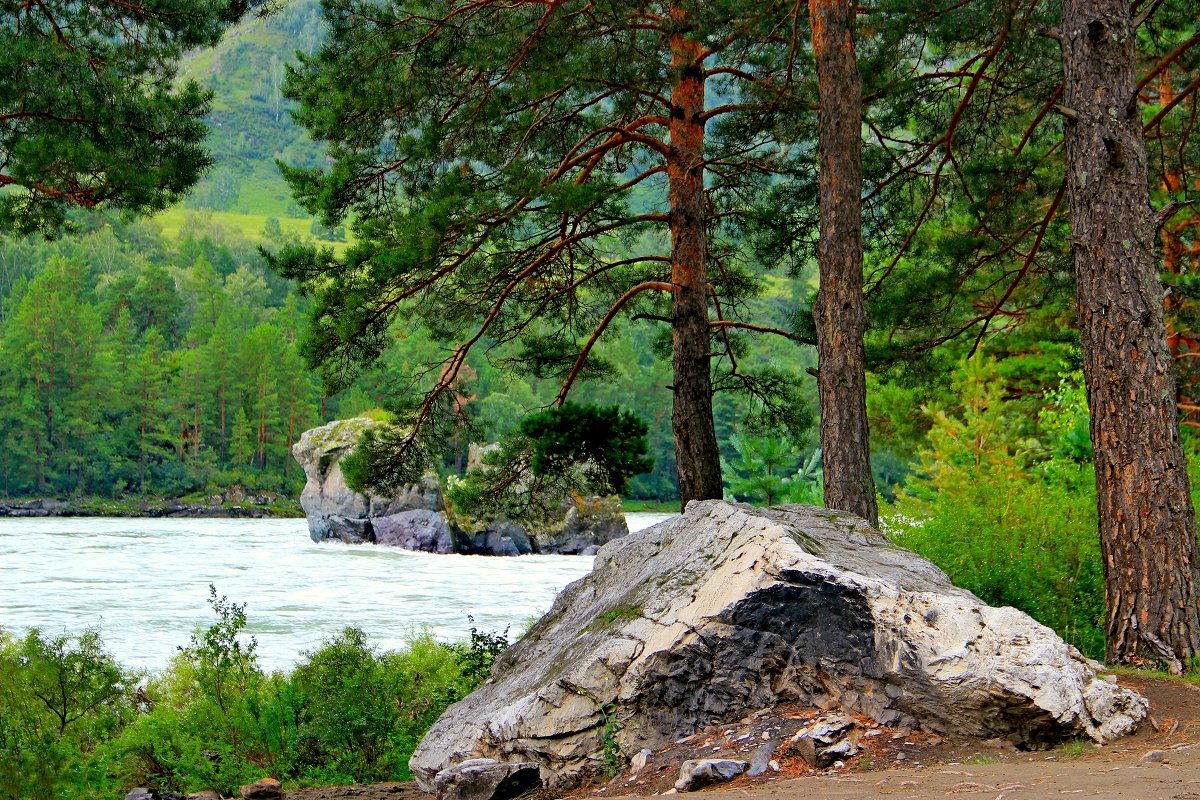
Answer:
top-left (0, 215), bottom-right (321, 497)
top-left (0, 208), bottom-right (814, 500)
top-left (179, 0), bottom-right (327, 217)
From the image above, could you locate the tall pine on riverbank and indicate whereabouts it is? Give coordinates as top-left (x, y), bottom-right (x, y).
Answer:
top-left (276, 0), bottom-right (814, 507)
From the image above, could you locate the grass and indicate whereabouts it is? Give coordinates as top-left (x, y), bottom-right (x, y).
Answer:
top-left (154, 207), bottom-right (351, 254)
top-left (599, 604), bottom-right (642, 625)
top-left (962, 755), bottom-right (996, 765)
top-left (622, 499), bottom-right (679, 513)
top-left (1108, 664), bottom-right (1200, 685)
top-left (1059, 739), bottom-right (1093, 759)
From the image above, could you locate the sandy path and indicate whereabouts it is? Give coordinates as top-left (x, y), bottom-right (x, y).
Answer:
top-left (670, 745), bottom-right (1200, 800)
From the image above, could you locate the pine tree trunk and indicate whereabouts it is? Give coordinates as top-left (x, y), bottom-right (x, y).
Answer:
top-left (668, 14), bottom-right (723, 509)
top-left (1061, 0), bottom-right (1200, 670)
top-left (809, 0), bottom-right (878, 527)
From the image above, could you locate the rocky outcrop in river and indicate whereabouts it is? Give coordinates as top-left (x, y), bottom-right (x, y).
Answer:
top-left (409, 501), bottom-right (1147, 790)
top-left (292, 418), bottom-right (628, 555)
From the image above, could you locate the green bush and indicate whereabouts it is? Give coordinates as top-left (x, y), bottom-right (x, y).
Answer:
top-left (110, 588), bottom-right (299, 794)
top-left (287, 627), bottom-right (475, 784)
top-left (887, 360), bottom-right (1106, 659)
top-left (0, 628), bottom-right (137, 800)
top-left (0, 590), bottom-right (508, 799)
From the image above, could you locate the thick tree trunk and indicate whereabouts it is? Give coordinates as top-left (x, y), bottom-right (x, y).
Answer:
top-left (809, 0), bottom-right (878, 527)
top-left (1061, 0), bottom-right (1200, 670)
top-left (668, 16), bottom-right (723, 509)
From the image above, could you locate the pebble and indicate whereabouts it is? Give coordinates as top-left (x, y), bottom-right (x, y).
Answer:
top-left (1141, 750), bottom-right (1169, 763)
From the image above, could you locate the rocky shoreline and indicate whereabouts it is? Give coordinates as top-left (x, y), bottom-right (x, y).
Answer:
top-left (0, 494), bottom-right (304, 519)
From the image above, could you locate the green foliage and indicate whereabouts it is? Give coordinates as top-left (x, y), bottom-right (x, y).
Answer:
top-left (599, 606), bottom-right (642, 626)
top-left (0, 0), bottom-right (254, 234)
top-left (285, 628), bottom-right (474, 784)
top-left (0, 592), bottom-right (511, 798)
top-left (447, 620), bottom-right (511, 688)
top-left (722, 434), bottom-right (823, 507)
top-left (597, 702), bottom-right (624, 778)
top-left (888, 360), bottom-right (1106, 659)
top-left (0, 628), bottom-right (135, 800)
top-left (519, 403), bottom-right (653, 496)
top-left (442, 403), bottom-right (652, 524)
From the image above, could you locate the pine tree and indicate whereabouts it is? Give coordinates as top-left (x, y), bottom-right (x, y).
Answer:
top-left (1059, 0), bottom-right (1200, 669)
top-left (131, 263), bottom-right (183, 343)
top-left (228, 406), bottom-right (255, 468)
top-left (275, 0), bottom-right (816, 507)
top-left (0, 0), bottom-right (255, 234)
top-left (126, 329), bottom-right (173, 495)
top-left (0, 258), bottom-right (106, 493)
top-left (808, 0), bottom-right (877, 525)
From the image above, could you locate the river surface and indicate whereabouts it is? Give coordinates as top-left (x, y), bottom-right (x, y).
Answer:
top-left (0, 512), bottom-right (675, 672)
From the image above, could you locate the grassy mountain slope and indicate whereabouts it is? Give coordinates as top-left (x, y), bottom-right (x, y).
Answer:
top-left (179, 0), bottom-right (326, 221)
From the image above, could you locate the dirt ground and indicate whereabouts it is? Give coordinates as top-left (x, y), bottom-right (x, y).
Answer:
top-left (290, 675), bottom-right (1200, 800)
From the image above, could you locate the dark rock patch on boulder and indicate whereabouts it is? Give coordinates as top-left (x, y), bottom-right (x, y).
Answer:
top-left (432, 759), bottom-right (541, 800)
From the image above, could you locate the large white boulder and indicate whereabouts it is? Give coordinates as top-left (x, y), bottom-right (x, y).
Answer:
top-left (410, 501), bottom-right (1146, 789)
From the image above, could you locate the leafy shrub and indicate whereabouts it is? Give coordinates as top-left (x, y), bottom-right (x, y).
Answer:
top-left (888, 360), bottom-right (1106, 659)
top-left (287, 626), bottom-right (483, 784)
top-left (93, 590), bottom-right (508, 796)
top-left (0, 628), bottom-right (136, 800)
top-left (112, 587), bottom-right (295, 794)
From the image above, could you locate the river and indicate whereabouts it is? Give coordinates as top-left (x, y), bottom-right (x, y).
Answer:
top-left (0, 512), bottom-right (675, 672)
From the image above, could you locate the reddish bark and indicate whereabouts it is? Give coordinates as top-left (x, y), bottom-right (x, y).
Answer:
top-left (809, 0), bottom-right (878, 526)
top-left (667, 10), bottom-right (723, 509)
top-left (1061, 0), bottom-right (1200, 669)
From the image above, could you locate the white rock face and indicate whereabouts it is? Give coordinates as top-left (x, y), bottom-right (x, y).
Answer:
top-left (410, 501), bottom-right (1147, 789)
